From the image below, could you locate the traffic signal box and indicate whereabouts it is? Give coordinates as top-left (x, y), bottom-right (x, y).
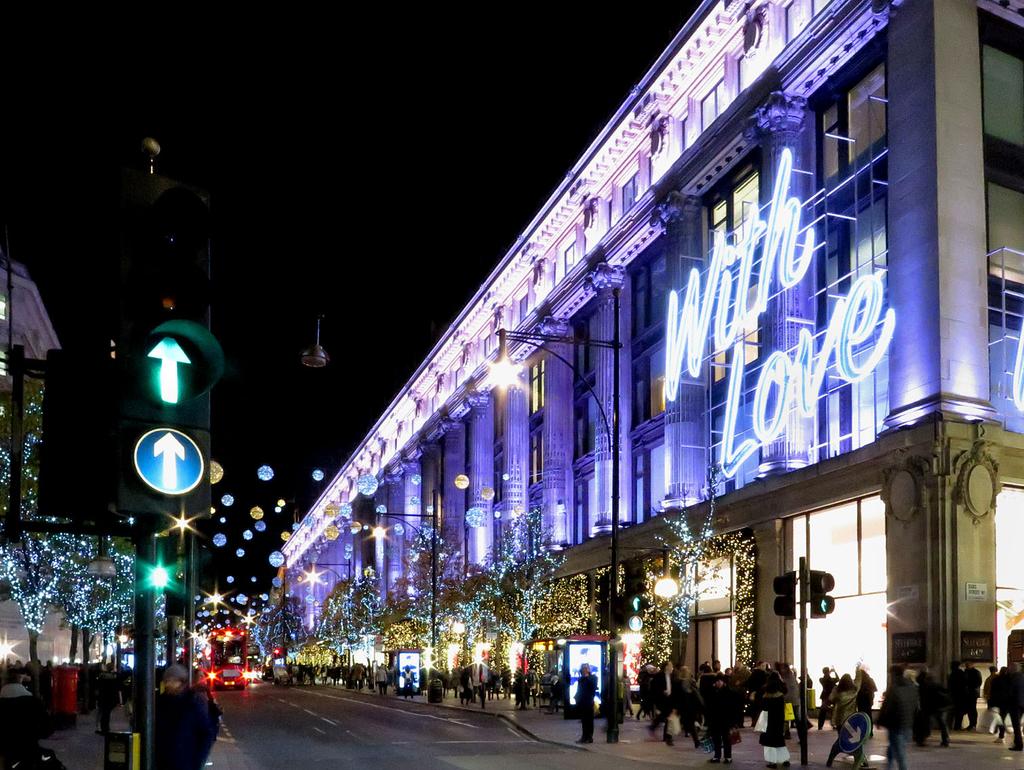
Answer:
top-left (115, 169), bottom-right (222, 519)
top-left (623, 560), bottom-right (649, 632)
top-left (773, 571), bottom-right (797, 619)
top-left (808, 570), bottom-right (836, 618)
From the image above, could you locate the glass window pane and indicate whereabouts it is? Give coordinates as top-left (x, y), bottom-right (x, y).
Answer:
top-left (984, 46), bottom-right (1024, 146)
top-left (848, 64), bottom-right (886, 164)
top-left (988, 183), bottom-right (1024, 253)
top-left (997, 488), bottom-right (1024, 589)
top-left (997, 588), bottom-right (1024, 668)
top-left (808, 502), bottom-right (858, 596)
top-left (859, 496), bottom-right (887, 594)
top-left (715, 617), bottom-right (734, 668)
top-left (696, 556), bottom-right (732, 615)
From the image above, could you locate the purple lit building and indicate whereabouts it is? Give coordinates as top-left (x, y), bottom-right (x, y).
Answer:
top-left (284, 0), bottom-right (1024, 678)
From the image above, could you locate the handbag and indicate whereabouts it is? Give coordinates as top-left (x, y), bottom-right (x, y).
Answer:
top-left (754, 710), bottom-right (769, 732)
top-left (784, 702), bottom-right (796, 721)
top-left (729, 727), bottom-right (742, 745)
top-left (666, 713), bottom-right (682, 736)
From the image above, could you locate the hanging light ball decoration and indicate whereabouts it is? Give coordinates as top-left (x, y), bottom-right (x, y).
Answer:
top-left (212, 533), bottom-right (227, 548)
top-left (502, 472), bottom-right (510, 482)
top-left (221, 494), bottom-right (235, 507)
top-left (261, 593), bottom-right (270, 601)
top-left (236, 594), bottom-right (248, 605)
top-left (292, 522), bottom-right (300, 531)
top-left (375, 504), bottom-right (387, 514)
top-left (250, 576), bottom-right (257, 583)
top-left (276, 498), bottom-right (286, 508)
top-left (409, 496), bottom-right (420, 507)
top-left (250, 506), bottom-right (264, 521)
top-left (226, 576), bottom-right (235, 584)
top-left (454, 474), bottom-right (470, 490)
top-left (325, 503), bottom-right (340, 519)
top-left (257, 465), bottom-right (274, 482)
top-left (481, 487), bottom-right (495, 501)
top-left (393, 523), bottom-right (405, 536)
top-left (324, 524), bottom-right (340, 541)
top-left (271, 576), bottom-right (283, 588)
top-left (312, 469), bottom-right (325, 482)
top-left (465, 506), bottom-right (486, 528)
top-left (268, 552), bottom-right (285, 568)
top-left (343, 543), bottom-right (353, 557)
top-left (219, 517), bottom-right (227, 524)
top-left (235, 548), bottom-right (245, 558)
top-left (254, 520), bottom-right (266, 532)
top-left (356, 474), bottom-right (379, 496)
top-left (242, 529), bottom-right (253, 541)
top-left (340, 503), bottom-right (353, 519)
top-left (411, 473), bottom-right (422, 486)
top-left (349, 522), bottom-right (361, 535)
top-left (281, 531), bottom-right (291, 542)
top-left (494, 510), bottom-right (502, 520)
top-left (210, 461), bottom-right (224, 485)
top-left (274, 506), bottom-right (282, 513)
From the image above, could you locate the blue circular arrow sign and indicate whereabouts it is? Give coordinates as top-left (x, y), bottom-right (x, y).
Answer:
top-left (838, 712), bottom-right (871, 754)
top-left (133, 428), bottom-right (205, 496)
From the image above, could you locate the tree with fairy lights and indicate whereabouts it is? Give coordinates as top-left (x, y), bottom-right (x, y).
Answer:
top-left (483, 507), bottom-right (564, 643)
top-left (656, 464), bottom-right (722, 652)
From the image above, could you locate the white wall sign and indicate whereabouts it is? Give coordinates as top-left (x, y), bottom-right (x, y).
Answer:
top-left (665, 148), bottom-right (896, 478)
top-left (966, 582), bottom-right (988, 602)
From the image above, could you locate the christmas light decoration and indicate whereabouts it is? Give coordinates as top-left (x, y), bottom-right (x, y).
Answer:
top-left (250, 506), bottom-right (264, 520)
top-left (312, 469), bottom-right (325, 481)
top-left (268, 552), bottom-right (285, 568)
top-left (254, 521), bottom-right (266, 532)
top-left (210, 461), bottom-right (224, 484)
top-left (454, 474), bottom-right (469, 490)
top-left (212, 533), bottom-right (227, 547)
top-left (242, 530), bottom-right (253, 541)
top-left (356, 474), bottom-right (378, 496)
top-left (257, 465), bottom-right (274, 481)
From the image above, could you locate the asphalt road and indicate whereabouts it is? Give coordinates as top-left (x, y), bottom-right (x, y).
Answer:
top-left (207, 683), bottom-right (619, 770)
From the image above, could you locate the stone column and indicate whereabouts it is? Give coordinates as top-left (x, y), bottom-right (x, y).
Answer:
top-left (750, 92), bottom-right (817, 475)
top-left (467, 392), bottom-right (494, 566)
top-left (541, 317), bottom-right (573, 547)
top-left (384, 471), bottom-right (404, 596)
top-left (441, 418), bottom-right (467, 553)
top-left (589, 263), bottom-right (626, 533)
top-left (420, 442), bottom-right (441, 522)
top-left (884, 0), bottom-right (993, 426)
top-left (400, 454), bottom-right (422, 583)
top-left (503, 371), bottom-right (529, 532)
top-left (662, 195), bottom-right (708, 507)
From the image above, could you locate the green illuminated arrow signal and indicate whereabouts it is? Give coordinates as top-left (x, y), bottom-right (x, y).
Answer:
top-left (148, 337), bottom-right (191, 404)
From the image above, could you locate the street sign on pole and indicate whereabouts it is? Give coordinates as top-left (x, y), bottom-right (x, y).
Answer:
top-left (133, 428), bottom-right (205, 496)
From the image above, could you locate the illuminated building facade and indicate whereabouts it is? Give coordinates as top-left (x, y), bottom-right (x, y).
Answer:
top-left (285, 0), bottom-right (1024, 676)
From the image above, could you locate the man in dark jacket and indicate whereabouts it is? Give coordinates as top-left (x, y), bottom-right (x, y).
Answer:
top-left (880, 665), bottom-right (918, 770)
top-left (964, 662), bottom-right (982, 730)
top-left (648, 661), bottom-right (678, 745)
top-left (914, 668), bottom-right (951, 746)
top-left (0, 673), bottom-right (51, 768)
top-left (818, 667), bottom-right (839, 730)
top-left (576, 663), bottom-right (598, 744)
top-left (706, 673), bottom-right (740, 763)
top-left (155, 664), bottom-right (217, 770)
top-left (1007, 662), bottom-right (1024, 751)
top-left (947, 661), bottom-right (967, 730)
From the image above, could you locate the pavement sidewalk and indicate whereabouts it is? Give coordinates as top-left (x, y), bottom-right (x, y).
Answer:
top-left (331, 683), bottom-right (1024, 767)
top-left (41, 705), bottom-right (131, 770)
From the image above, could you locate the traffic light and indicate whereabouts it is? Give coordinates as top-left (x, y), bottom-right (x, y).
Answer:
top-left (808, 570), bottom-right (836, 618)
top-left (116, 168), bottom-right (223, 518)
top-left (623, 561), bottom-right (649, 632)
top-left (773, 571), bottom-right (797, 618)
top-left (146, 563), bottom-right (170, 590)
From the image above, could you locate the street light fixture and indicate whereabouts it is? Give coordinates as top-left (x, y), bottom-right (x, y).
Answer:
top-left (490, 293), bottom-right (623, 743)
top-left (301, 315), bottom-right (329, 368)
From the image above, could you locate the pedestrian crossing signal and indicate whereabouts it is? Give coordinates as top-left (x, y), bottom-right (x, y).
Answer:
top-left (809, 570), bottom-right (836, 618)
top-left (773, 571), bottom-right (797, 618)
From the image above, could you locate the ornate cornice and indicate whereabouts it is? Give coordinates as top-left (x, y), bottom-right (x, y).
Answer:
top-left (586, 262), bottom-right (626, 293)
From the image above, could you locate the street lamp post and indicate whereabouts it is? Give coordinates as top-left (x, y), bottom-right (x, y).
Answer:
top-left (494, 291), bottom-right (623, 743)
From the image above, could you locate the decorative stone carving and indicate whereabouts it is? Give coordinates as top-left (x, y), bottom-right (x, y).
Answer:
top-left (953, 440), bottom-right (1001, 525)
top-left (881, 451), bottom-right (930, 523)
top-left (743, 3), bottom-right (768, 54)
top-left (745, 92), bottom-right (807, 143)
top-left (586, 262), bottom-right (625, 294)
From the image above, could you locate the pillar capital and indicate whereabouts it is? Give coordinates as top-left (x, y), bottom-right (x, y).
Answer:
top-left (745, 91), bottom-right (808, 142)
top-left (586, 262), bottom-right (625, 294)
top-left (539, 316), bottom-right (570, 338)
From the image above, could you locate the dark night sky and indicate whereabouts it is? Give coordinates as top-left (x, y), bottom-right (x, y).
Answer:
top-left (0, 8), bottom-right (698, 592)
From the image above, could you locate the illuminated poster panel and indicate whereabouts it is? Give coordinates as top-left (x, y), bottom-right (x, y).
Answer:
top-left (566, 641), bottom-right (603, 706)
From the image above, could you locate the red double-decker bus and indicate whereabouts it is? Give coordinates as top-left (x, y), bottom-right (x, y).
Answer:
top-left (204, 627), bottom-right (252, 689)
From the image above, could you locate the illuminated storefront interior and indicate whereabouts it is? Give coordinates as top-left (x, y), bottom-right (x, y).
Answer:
top-left (996, 488), bottom-right (1024, 667)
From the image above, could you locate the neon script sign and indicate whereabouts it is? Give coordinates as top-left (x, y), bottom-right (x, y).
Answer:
top-left (665, 149), bottom-right (896, 478)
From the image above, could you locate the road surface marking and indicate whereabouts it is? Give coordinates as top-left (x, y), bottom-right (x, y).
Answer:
top-left (312, 727), bottom-right (326, 735)
top-left (303, 708), bottom-right (318, 716)
top-left (300, 690), bottom-right (479, 729)
top-left (321, 716), bottom-right (339, 726)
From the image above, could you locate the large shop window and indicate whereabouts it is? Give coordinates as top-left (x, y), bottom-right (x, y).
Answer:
top-left (986, 185), bottom-right (1024, 428)
top-left (789, 496), bottom-right (887, 699)
top-left (983, 45), bottom-right (1024, 147)
top-left (687, 556), bottom-right (736, 671)
top-left (995, 488), bottom-right (1024, 667)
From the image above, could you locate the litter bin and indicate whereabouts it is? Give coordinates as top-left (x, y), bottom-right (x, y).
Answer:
top-left (51, 666), bottom-right (79, 728)
top-left (104, 731), bottom-right (136, 770)
top-left (428, 677), bottom-right (443, 703)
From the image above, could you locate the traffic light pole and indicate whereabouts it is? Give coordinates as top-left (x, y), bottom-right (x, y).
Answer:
top-left (133, 524), bottom-right (158, 770)
top-left (607, 288), bottom-right (620, 744)
top-left (798, 556), bottom-right (808, 767)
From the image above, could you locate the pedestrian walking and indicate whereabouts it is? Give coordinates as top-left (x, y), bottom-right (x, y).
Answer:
top-left (637, 664), bottom-right (655, 719)
top-left (819, 667), bottom-right (839, 729)
top-left (912, 667), bottom-right (951, 747)
top-left (964, 661), bottom-right (982, 730)
top-left (947, 661), bottom-right (967, 731)
top-left (1006, 662), bottom-right (1024, 751)
top-left (826, 667), bottom-right (867, 769)
top-left (514, 669), bottom-right (528, 710)
top-left (648, 661), bottom-right (679, 745)
top-left (878, 665), bottom-right (917, 770)
top-left (747, 661), bottom-right (769, 728)
top-left (96, 664), bottom-right (121, 734)
top-left (677, 666), bottom-right (704, 748)
top-left (576, 663), bottom-right (598, 744)
top-left (155, 664), bottom-right (218, 770)
top-left (988, 666), bottom-right (1009, 743)
top-left (706, 673), bottom-right (740, 764)
top-left (759, 671), bottom-right (791, 768)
